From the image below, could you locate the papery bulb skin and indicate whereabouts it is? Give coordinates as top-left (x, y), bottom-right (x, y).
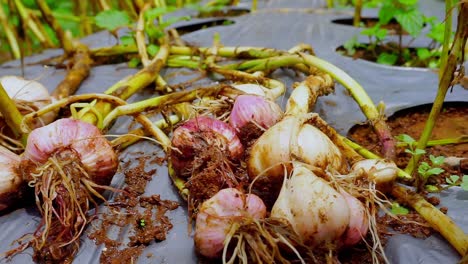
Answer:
top-left (232, 83), bottom-right (267, 97)
top-left (352, 159), bottom-right (398, 193)
top-left (248, 116), bottom-right (346, 183)
top-left (0, 146), bottom-right (22, 211)
top-left (271, 162), bottom-right (350, 247)
top-left (22, 118), bottom-right (118, 185)
top-left (170, 116), bottom-right (243, 178)
top-left (296, 124), bottom-right (345, 171)
top-left (194, 188), bottom-right (266, 258)
top-left (0, 76), bottom-right (54, 128)
top-left (339, 190), bottom-right (368, 247)
top-left (229, 95), bottom-right (283, 141)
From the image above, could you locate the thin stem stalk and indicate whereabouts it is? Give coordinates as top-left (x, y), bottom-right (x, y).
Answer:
top-left (353, 0), bottom-right (362, 27)
top-left (392, 185), bottom-right (468, 256)
top-left (0, 83), bottom-right (26, 145)
top-left (234, 53), bottom-right (396, 159)
top-left (439, 0), bottom-right (454, 79)
top-left (36, 0), bottom-right (73, 54)
top-left (405, 4), bottom-right (468, 175)
top-left (102, 86), bottom-right (226, 129)
top-left (13, 0), bottom-right (54, 48)
top-left (0, 4), bottom-right (20, 59)
top-left (80, 39), bottom-right (170, 125)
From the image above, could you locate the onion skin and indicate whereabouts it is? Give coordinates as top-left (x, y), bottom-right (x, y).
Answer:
top-left (22, 118), bottom-right (118, 185)
top-left (339, 190), bottom-right (368, 247)
top-left (194, 188), bottom-right (266, 258)
top-left (229, 94), bottom-right (283, 132)
top-left (352, 159), bottom-right (398, 193)
top-left (232, 83), bottom-right (267, 97)
top-left (248, 116), bottom-right (346, 182)
top-left (0, 75), bottom-right (54, 128)
top-left (0, 146), bottom-right (21, 211)
top-left (271, 162), bottom-right (350, 247)
top-left (170, 116), bottom-right (243, 177)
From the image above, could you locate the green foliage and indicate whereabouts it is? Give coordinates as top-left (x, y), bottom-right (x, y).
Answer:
top-left (378, 0), bottom-right (423, 37)
top-left (426, 17), bottom-right (447, 44)
top-left (446, 175), bottom-right (468, 191)
top-left (361, 24), bottom-right (387, 41)
top-left (147, 44), bottom-right (160, 57)
top-left (391, 202), bottom-right (409, 215)
top-left (95, 10), bottom-right (131, 31)
top-left (416, 48), bottom-right (431, 60)
top-left (343, 0), bottom-right (451, 68)
top-left (343, 36), bottom-right (360, 55)
top-left (377, 52), bottom-right (398, 65)
top-left (462, 175), bottom-right (468, 191)
top-left (120, 35), bottom-right (136, 46)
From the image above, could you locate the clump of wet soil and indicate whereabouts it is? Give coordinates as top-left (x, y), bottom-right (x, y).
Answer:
top-left (88, 153), bottom-right (179, 264)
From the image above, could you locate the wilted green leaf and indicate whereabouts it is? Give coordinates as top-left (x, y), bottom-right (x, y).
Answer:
top-left (95, 10), bottom-right (131, 31)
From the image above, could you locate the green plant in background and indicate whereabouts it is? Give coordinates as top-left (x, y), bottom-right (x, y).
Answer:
top-left (446, 175), bottom-right (468, 191)
top-left (0, 0), bottom-right (232, 64)
top-left (340, 0), bottom-right (455, 68)
top-left (326, 0), bottom-right (383, 8)
top-left (396, 133), bottom-right (468, 192)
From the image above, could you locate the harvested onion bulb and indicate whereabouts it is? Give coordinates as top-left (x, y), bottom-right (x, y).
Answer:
top-left (271, 162), bottom-right (350, 247)
top-left (0, 75), bottom-right (54, 128)
top-left (23, 118), bottom-right (118, 185)
top-left (248, 115), bottom-right (346, 183)
top-left (170, 116), bottom-right (245, 210)
top-left (194, 188), bottom-right (266, 258)
top-left (339, 190), bottom-right (369, 247)
top-left (352, 159), bottom-right (398, 192)
top-left (170, 116), bottom-right (243, 178)
top-left (0, 145), bottom-right (22, 211)
top-left (14, 118), bottom-right (118, 262)
top-left (229, 94), bottom-right (283, 140)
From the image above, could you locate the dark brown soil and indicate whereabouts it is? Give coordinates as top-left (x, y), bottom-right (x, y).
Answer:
top-left (88, 153), bottom-right (179, 264)
top-left (348, 103), bottom-right (468, 188)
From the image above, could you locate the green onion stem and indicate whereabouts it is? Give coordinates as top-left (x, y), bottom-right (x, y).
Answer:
top-left (405, 4), bottom-right (468, 175)
top-left (0, 83), bottom-right (27, 145)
